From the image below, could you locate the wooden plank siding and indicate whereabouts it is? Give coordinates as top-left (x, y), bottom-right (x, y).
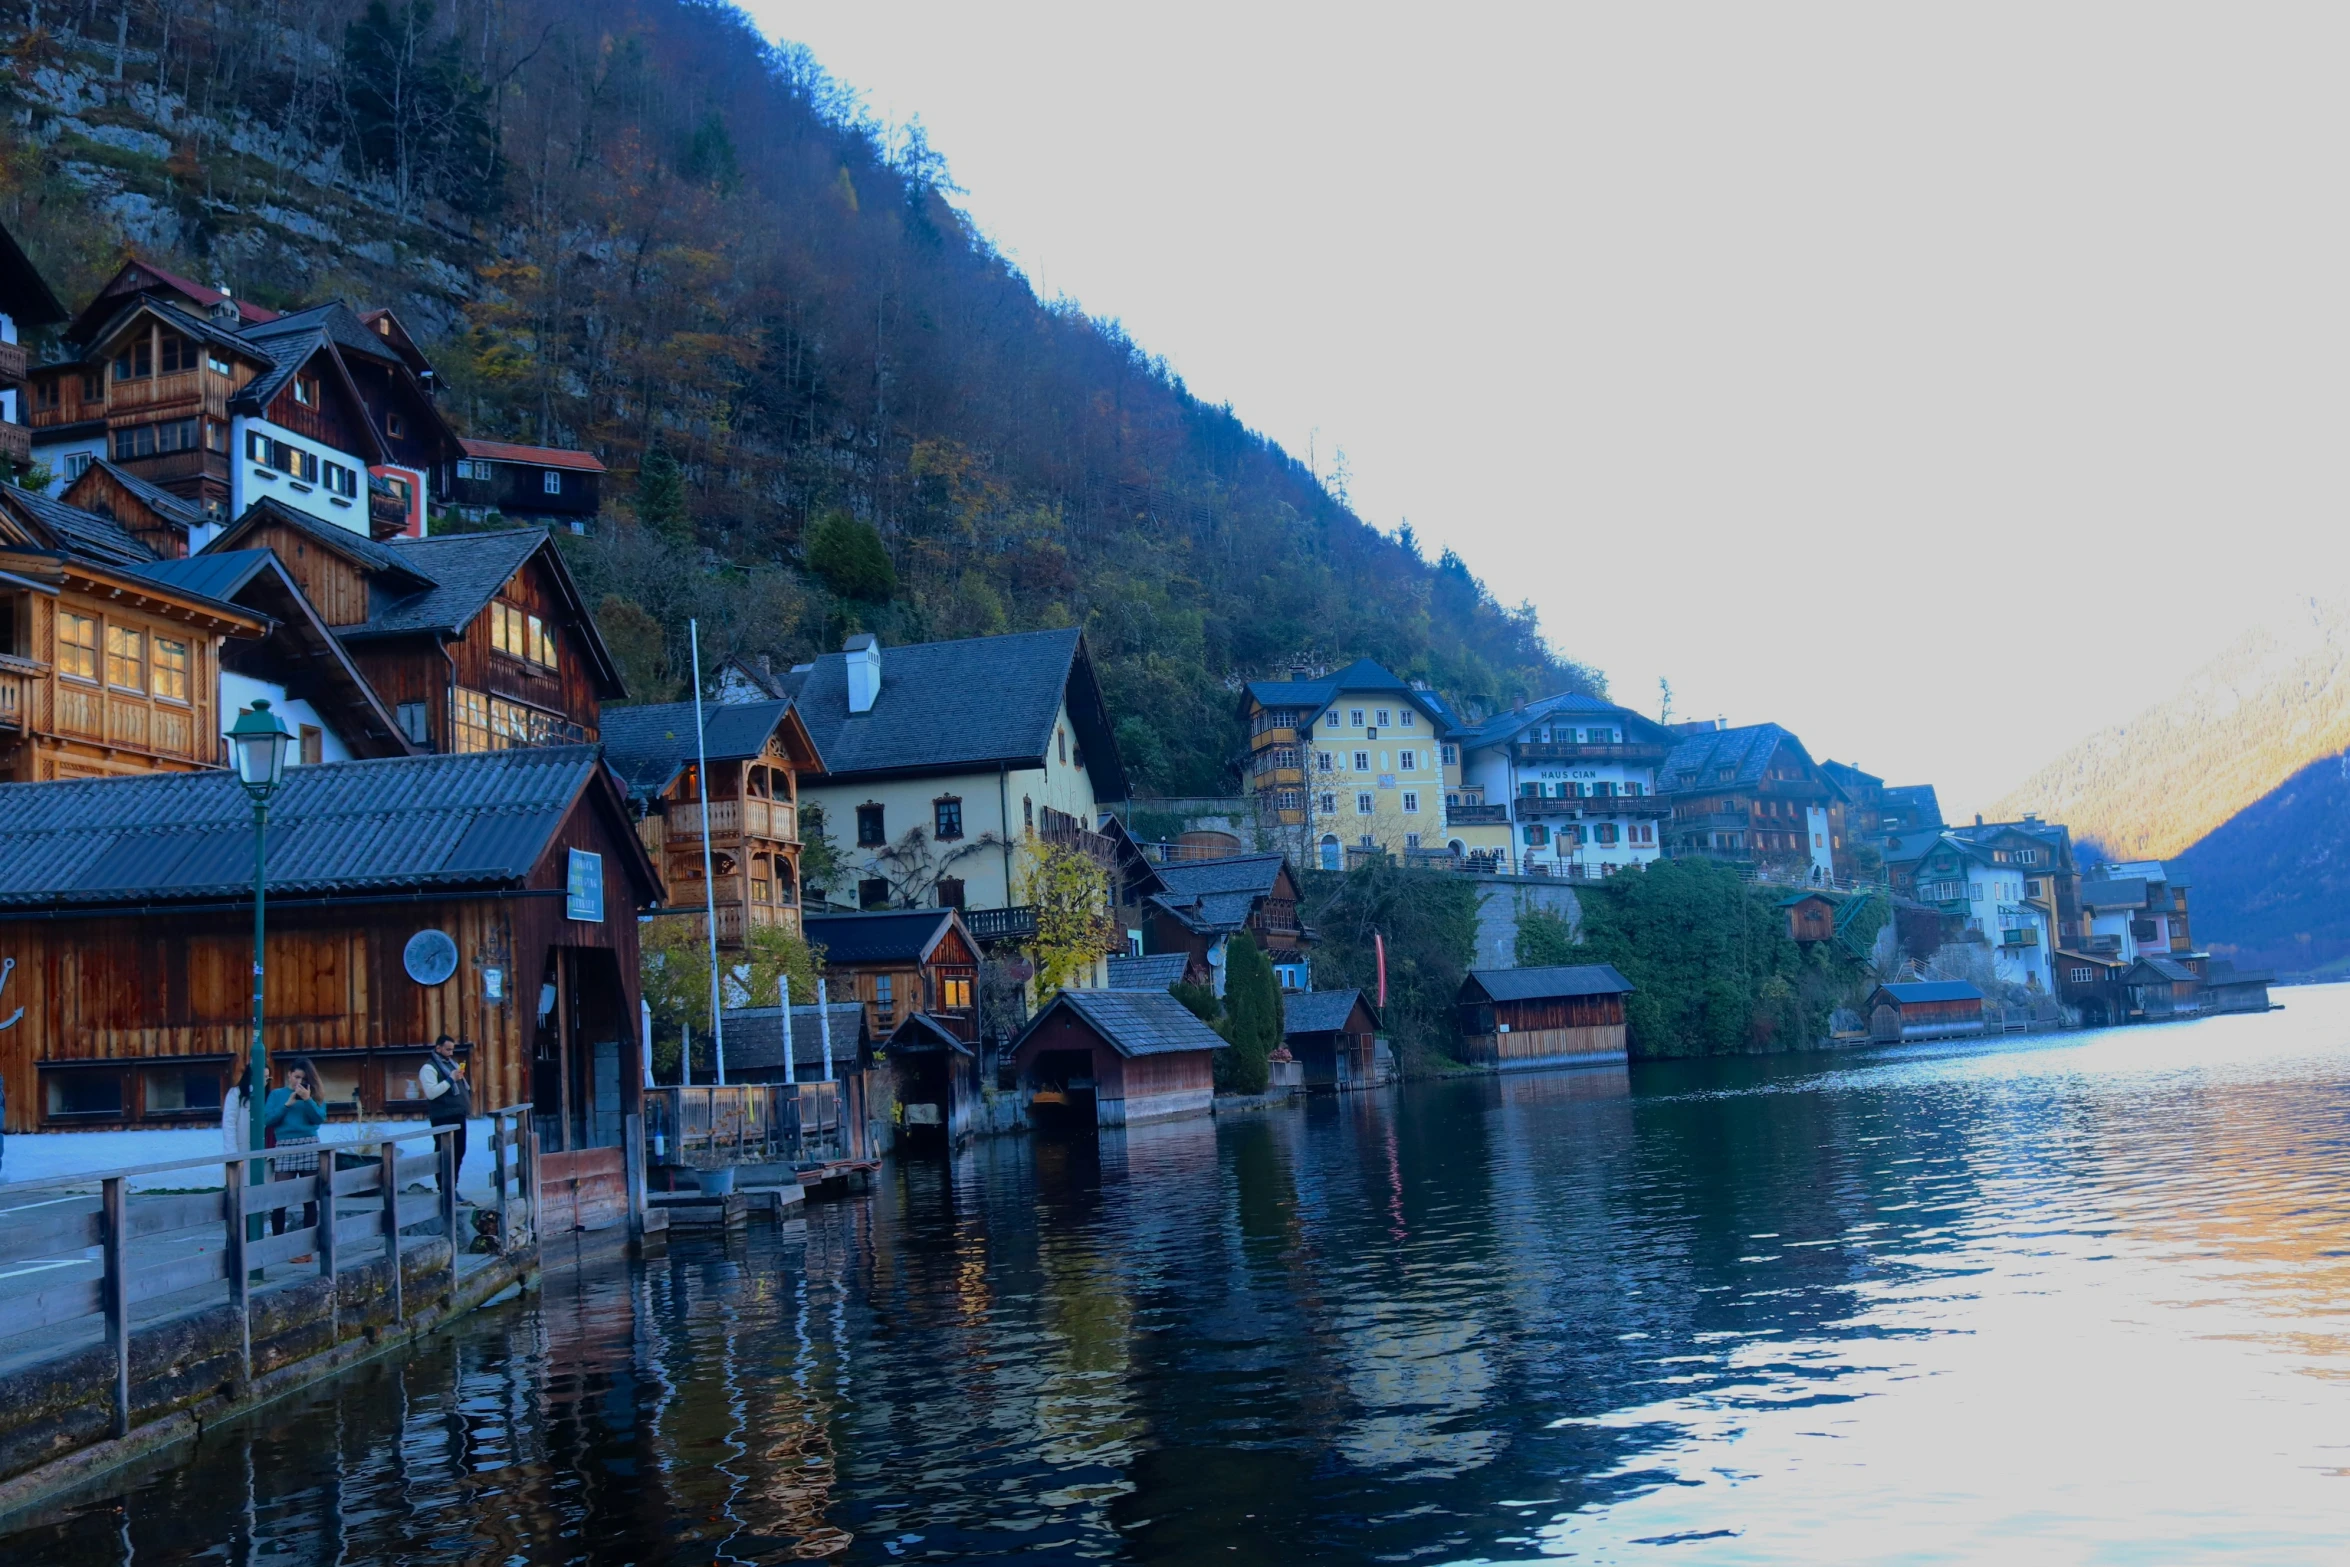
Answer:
top-left (232, 518), bottom-right (373, 626)
top-left (1459, 992), bottom-right (1627, 1069)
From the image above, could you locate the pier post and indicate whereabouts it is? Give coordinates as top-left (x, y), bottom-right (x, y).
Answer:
top-left (379, 1141), bottom-right (403, 1324)
top-left (101, 1175), bottom-right (129, 1438)
top-left (223, 1158), bottom-right (251, 1389)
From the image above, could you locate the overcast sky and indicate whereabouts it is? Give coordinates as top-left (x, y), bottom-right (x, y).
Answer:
top-left (745, 4), bottom-right (2343, 817)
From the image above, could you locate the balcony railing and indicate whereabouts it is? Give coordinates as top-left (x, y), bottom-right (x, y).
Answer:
top-left (0, 666), bottom-right (25, 729)
top-left (963, 905), bottom-right (1039, 943)
top-left (1511, 741), bottom-right (1670, 764)
top-left (0, 340), bottom-right (25, 383)
top-left (0, 421), bottom-right (27, 465)
top-left (1039, 807), bottom-right (1121, 875)
top-left (664, 796), bottom-right (796, 843)
top-left (1517, 794), bottom-right (1672, 819)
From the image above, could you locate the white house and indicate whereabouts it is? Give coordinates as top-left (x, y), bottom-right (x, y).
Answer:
top-left (1452, 694), bottom-right (1676, 877)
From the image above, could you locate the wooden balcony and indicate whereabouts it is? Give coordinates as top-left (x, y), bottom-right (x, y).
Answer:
top-left (962, 905), bottom-right (1038, 944)
top-left (1511, 741), bottom-right (1671, 765)
top-left (115, 448), bottom-right (220, 486)
top-left (0, 340), bottom-right (24, 383)
top-left (103, 370), bottom-right (204, 415)
top-left (0, 664), bottom-right (28, 729)
top-left (664, 796), bottom-right (796, 843)
top-left (0, 422), bottom-right (27, 466)
top-left (1516, 794), bottom-right (1672, 819)
top-left (650, 900), bottom-right (802, 948)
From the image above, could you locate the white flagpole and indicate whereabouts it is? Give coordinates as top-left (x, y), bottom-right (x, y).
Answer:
top-left (640, 999), bottom-right (654, 1090)
top-left (781, 973), bottom-right (795, 1086)
top-left (818, 978), bottom-right (835, 1082)
top-left (690, 618), bottom-right (724, 1072)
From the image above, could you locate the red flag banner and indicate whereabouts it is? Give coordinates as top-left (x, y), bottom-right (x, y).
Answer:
top-left (1375, 931), bottom-right (1387, 1009)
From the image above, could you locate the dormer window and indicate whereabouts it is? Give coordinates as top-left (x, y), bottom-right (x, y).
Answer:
top-left (294, 374), bottom-right (319, 407)
top-left (112, 339), bottom-right (152, 381)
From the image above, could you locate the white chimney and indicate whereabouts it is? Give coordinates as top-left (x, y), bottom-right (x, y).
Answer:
top-left (845, 633), bottom-right (881, 714)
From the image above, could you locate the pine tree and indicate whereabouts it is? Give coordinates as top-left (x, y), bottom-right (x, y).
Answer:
top-left (1217, 932), bottom-right (1277, 1095)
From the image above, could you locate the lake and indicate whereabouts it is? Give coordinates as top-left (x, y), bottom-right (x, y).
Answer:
top-left (9, 986), bottom-right (2350, 1564)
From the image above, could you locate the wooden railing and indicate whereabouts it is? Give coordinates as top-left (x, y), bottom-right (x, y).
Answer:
top-left (643, 1080), bottom-right (844, 1169)
top-left (0, 421), bottom-right (26, 465)
top-left (0, 340), bottom-right (25, 383)
top-left (0, 1108), bottom-right (535, 1437)
top-left (666, 796), bottom-right (795, 842)
top-left (963, 905), bottom-right (1038, 943)
top-left (0, 666), bottom-right (24, 730)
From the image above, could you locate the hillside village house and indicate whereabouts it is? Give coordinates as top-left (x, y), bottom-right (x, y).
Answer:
top-left (0, 749), bottom-right (661, 1151)
top-left (602, 697), bottom-right (817, 948)
top-left (1010, 988), bottom-right (1225, 1126)
top-left (1139, 851), bottom-right (1312, 993)
top-left (452, 439), bottom-right (606, 532)
top-left (1905, 829), bottom-right (2055, 991)
top-left (0, 486), bottom-right (264, 782)
top-left (1454, 693), bottom-right (1675, 878)
top-left (1658, 721), bottom-right (1850, 881)
top-left (730, 630), bottom-right (1127, 957)
top-left (0, 222), bottom-right (67, 456)
top-left (1456, 964), bottom-right (1637, 1069)
top-left (203, 505), bottom-right (624, 755)
top-left (801, 908), bottom-right (983, 1044)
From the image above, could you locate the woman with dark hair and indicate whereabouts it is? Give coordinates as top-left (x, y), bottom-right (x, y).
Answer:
top-left (264, 1058), bottom-right (328, 1248)
top-left (221, 1061), bottom-right (262, 1155)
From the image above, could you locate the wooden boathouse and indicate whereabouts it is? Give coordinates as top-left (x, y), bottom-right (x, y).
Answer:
top-left (1865, 979), bottom-right (1987, 1041)
top-left (1010, 989), bottom-right (1224, 1126)
top-left (1281, 988), bottom-right (1382, 1091)
top-left (1455, 964), bottom-right (1635, 1069)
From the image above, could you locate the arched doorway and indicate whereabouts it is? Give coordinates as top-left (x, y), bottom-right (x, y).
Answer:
top-left (1319, 834), bottom-right (1340, 871)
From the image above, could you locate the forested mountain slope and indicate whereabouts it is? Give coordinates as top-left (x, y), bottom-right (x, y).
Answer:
top-left (1991, 596), bottom-right (2350, 862)
top-left (2173, 752), bottom-right (2350, 974)
top-left (0, 0), bottom-right (1592, 793)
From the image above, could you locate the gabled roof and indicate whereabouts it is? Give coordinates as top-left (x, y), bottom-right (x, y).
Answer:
top-left (0, 221), bottom-right (65, 326)
top-left (73, 459), bottom-right (208, 534)
top-left (244, 301), bottom-right (399, 367)
top-left (1870, 980), bottom-right (1984, 1005)
top-left (2127, 956), bottom-right (2197, 984)
top-left (1460, 964), bottom-right (1636, 1004)
top-left (1241, 658), bottom-right (1458, 732)
top-left (227, 325), bottom-right (386, 463)
top-left (204, 496), bottom-right (434, 588)
top-left (0, 484), bottom-right (157, 567)
top-left (1148, 890), bottom-right (1263, 936)
top-left (1283, 988), bottom-right (1371, 1036)
top-left (716, 1003), bottom-right (871, 1076)
top-left (121, 546), bottom-right (273, 604)
top-left (2203, 960), bottom-right (2275, 986)
top-left (0, 747), bottom-right (653, 909)
top-left (787, 628), bottom-right (1123, 796)
top-left (802, 908), bottom-right (971, 966)
top-left (1016, 987), bottom-right (1228, 1058)
top-left (63, 258), bottom-right (277, 345)
top-left (1878, 784), bottom-right (1944, 828)
top-left (885, 1012), bottom-right (976, 1056)
top-left (356, 308), bottom-right (435, 378)
top-left (70, 295), bottom-right (271, 372)
top-left (1454, 691), bottom-right (1666, 752)
top-left (1658, 723), bottom-right (1843, 800)
top-left (461, 438), bottom-right (607, 473)
top-left (1106, 953), bottom-right (1191, 992)
top-left (247, 303), bottom-right (462, 463)
top-left (1154, 852), bottom-right (1288, 899)
top-left (1882, 829), bottom-right (1942, 867)
top-left (599, 699), bottom-right (814, 801)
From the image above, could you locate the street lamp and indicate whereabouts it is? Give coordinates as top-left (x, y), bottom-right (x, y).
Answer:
top-left (229, 700), bottom-right (292, 1164)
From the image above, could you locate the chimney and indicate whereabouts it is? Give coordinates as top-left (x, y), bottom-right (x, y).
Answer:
top-left (756, 652), bottom-right (774, 678)
top-left (844, 633), bottom-right (881, 714)
top-left (1975, 813), bottom-right (1984, 827)
top-left (209, 287), bottom-right (240, 326)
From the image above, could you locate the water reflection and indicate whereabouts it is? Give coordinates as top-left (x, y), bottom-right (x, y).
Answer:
top-left (12, 990), bottom-right (2350, 1562)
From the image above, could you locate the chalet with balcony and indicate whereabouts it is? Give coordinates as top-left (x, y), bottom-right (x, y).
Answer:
top-left (0, 486), bottom-right (263, 783)
top-left (1455, 964), bottom-right (1636, 1069)
top-left (602, 697), bottom-right (817, 947)
top-left (802, 908), bottom-right (983, 1045)
top-left (1140, 851), bottom-right (1311, 993)
top-left (764, 630), bottom-right (1127, 956)
top-left (202, 505), bottom-right (624, 754)
top-left (1454, 693), bottom-right (1675, 878)
top-left (1904, 829), bottom-right (2054, 991)
top-left (1658, 721), bottom-right (1850, 881)
top-left (453, 438), bottom-right (605, 532)
top-left (0, 221), bottom-right (67, 470)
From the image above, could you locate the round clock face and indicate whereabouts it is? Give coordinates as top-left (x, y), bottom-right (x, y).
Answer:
top-left (403, 929), bottom-right (460, 988)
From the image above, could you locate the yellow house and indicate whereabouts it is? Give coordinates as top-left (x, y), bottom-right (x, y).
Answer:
top-left (1238, 659), bottom-right (1513, 871)
top-left (745, 630), bottom-right (1130, 981)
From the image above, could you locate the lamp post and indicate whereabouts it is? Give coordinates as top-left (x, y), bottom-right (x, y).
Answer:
top-left (229, 700), bottom-right (293, 1165)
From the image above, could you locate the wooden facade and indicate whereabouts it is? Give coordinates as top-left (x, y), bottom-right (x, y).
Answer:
top-left (1455, 965), bottom-right (1634, 1069)
top-left (627, 707), bottom-right (818, 950)
top-left (1011, 991), bottom-right (1223, 1126)
top-left (1282, 988), bottom-right (1381, 1092)
top-left (1660, 723), bottom-right (1851, 873)
top-left (1865, 981), bottom-right (1987, 1041)
top-left (800, 913), bottom-right (981, 1040)
top-left (1783, 892), bottom-right (1836, 944)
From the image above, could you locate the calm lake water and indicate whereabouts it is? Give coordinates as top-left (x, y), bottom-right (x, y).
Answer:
top-left (12, 987), bottom-right (2350, 1564)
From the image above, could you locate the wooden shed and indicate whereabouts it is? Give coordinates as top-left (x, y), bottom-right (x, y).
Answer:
top-left (1865, 979), bottom-right (1986, 1041)
top-left (1282, 988), bottom-right (1382, 1091)
top-left (1009, 988), bottom-right (1224, 1127)
top-left (1455, 964), bottom-right (1635, 1069)
top-left (1780, 891), bottom-right (1837, 944)
top-left (0, 746), bottom-right (660, 1153)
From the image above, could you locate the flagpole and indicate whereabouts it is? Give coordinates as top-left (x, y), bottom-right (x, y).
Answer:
top-left (690, 619), bottom-right (724, 1073)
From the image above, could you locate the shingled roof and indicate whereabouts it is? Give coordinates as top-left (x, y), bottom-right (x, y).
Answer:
top-left (1240, 658), bottom-right (1458, 733)
top-left (601, 699), bottom-right (796, 801)
top-left (1658, 723), bottom-right (1841, 799)
top-left (802, 908), bottom-right (967, 966)
top-left (1461, 964), bottom-right (1635, 1003)
top-left (1106, 953), bottom-right (1191, 992)
top-left (82, 460), bottom-right (208, 534)
top-left (715, 1003), bottom-right (871, 1076)
top-left (204, 496), bottom-right (432, 586)
top-left (785, 627), bottom-right (1123, 796)
top-left (1283, 988), bottom-right (1370, 1036)
top-left (0, 484), bottom-right (159, 568)
top-left (348, 528), bottom-right (544, 632)
top-left (1018, 987), bottom-right (1229, 1059)
top-left (0, 748), bottom-right (646, 908)
top-left (2078, 878), bottom-right (2151, 909)
top-left (1870, 980), bottom-right (1984, 1005)
top-left (1453, 691), bottom-right (1657, 752)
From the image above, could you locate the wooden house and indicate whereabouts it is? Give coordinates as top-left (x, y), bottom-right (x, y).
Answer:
top-left (60, 458), bottom-right (210, 559)
top-left (1141, 851), bottom-right (1313, 992)
top-left (0, 747), bottom-right (661, 1151)
top-left (2122, 957), bottom-right (2204, 1021)
top-left (1282, 988), bottom-right (1382, 1091)
top-left (1781, 891), bottom-right (1837, 944)
top-left (1009, 988), bottom-right (1224, 1126)
top-left (882, 1012), bottom-right (982, 1145)
top-left (1865, 980), bottom-right (1987, 1041)
top-left (800, 909), bottom-right (982, 1043)
top-left (1455, 965), bottom-right (1635, 1069)
top-left (2199, 960), bottom-right (2274, 1014)
top-left (204, 505), bottom-right (625, 754)
top-left (1657, 722), bottom-right (1851, 879)
top-left (0, 486), bottom-right (264, 782)
top-left (0, 220), bottom-right (67, 470)
top-left (453, 438), bottom-right (606, 532)
top-left (602, 698), bottom-right (817, 947)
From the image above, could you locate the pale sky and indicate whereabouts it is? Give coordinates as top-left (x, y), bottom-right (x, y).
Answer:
top-left (745, 4), bottom-right (2348, 817)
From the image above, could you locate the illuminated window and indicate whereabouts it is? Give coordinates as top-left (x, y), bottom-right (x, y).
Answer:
top-left (940, 975), bottom-right (973, 1009)
top-left (151, 638), bottom-right (189, 701)
top-left (453, 687), bottom-right (492, 753)
top-left (56, 612), bottom-right (98, 681)
top-left (105, 625), bottom-right (144, 691)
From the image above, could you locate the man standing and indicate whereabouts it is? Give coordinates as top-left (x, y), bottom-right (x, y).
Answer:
top-left (417, 1034), bottom-right (472, 1202)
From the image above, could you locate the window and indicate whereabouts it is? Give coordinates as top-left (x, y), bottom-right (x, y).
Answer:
top-left (247, 429), bottom-right (270, 465)
top-left (1319, 792), bottom-right (1337, 813)
top-left (1058, 727), bottom-right (1068, 765)
top-left (2027, 880), bottom-right (2044, 897)
top-left (323, 461), bottom-right (359, 499)
top-left (1441, 743), bottom-right (1458, 766)
top-left (1023, 796), bottom-right (1034, 830)
top-left (79, 371), bottom-right (102, 401)
top-left (45, 1068), bottom-right (125, 1120)
top-left (542, 469), bottom-right (562, 494)
top-left (1349, 709), bottom-right (1364, 726)
top-left (56, 613), bottom-right (97, 681)
top-left (874, 974), bottom-right (895, 1019)
top-left (207, 352), bottom-right (232, 377)
top-left (453, 687), bottom-right (492, 753)
top-left (1400, 709), bottom-right (1415, 728)
top-left (2070, 967), bottom-right (2094, 984)
top-left (386, 412), bottom-right (406, 439)
top-left (158, 332), bottom-right (195, 373)
top-left (396, 702), bottom-right (430, 746)
top-left (1525, 823), bottom-right (1549, 846)
top-left (529, 614), bottom-right (556, 668)
top-left (936, 877), bottom-right (966, 909)
top-left (1316, 751), bottom-right (1334, 771)
top-left (934, 796), bottom-right (964, 839)
top-left (113, 337), bottom-right (153, 381)
top-left (151, 637), bottom-right (189, 701)
top-left (1370, 709), bottom-right (1387, 727)
top-left (294, 374), bottom-right (319, 407)
top-left (1399, 749), bottom-right (1418, 771)
top-left (299, 724), bottom-right (323, 765)
top-left (63, 452), bottom-right (94, 481)
top-left (1402, 791), bottom-right (1420, 813)
top-left (940, 974), bottom-right (974, 1009)
top-left (858, 878), bottom-right (890, 910)
top-left (856, 803), bottom-right (886, 846)
top-left (30, 380), bottom-right (57, 412)
top-left (103, 625), bottom-right (143, 690)
top-left (1595, 823), bottom-right (1620, 845)
top-left (1353, 750), bottom-right (1370, 771)
top-left (1405, 832), bottom-right (1421, 849)
top-left (203, 420), bottom-right (225, 453)
top-left (1324, 710), bottom-right (1339, 728)
top-left (1276, 787), bottom-right (1303, 810)
top-left (1355, 791), bottom-right (1374, 815)
top-left (142, 1066), bottom-right (222, 1116)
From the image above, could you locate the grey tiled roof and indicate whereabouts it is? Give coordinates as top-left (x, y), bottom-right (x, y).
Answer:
top-left (1023, 988), bottom-right (1228, 1058)
top-left (1148, 889), bottom-right (1261, 935)
top-left (1282, 988), bottom-right (1368, 1035)
top-left (885, 1012), bottom-right (976, 1055)
top-left (1154, 852), bottom-right (1286, 899)
top-left (244, 302), bottom-right (399, 367)
top-left (1463, 964), bottom-right (1635, 1003)
top-left (1872, 980), bottom-right (1984, 1004)
top-left (2128, 957), bottom-right (2197, 984)
top-left (1242, 658), bottom-right (1460, 732)
top-left (1878, 784), bottom-right (1944, 827)
top-left (122, 548), bottom-right (277, 608)
top-left (227, 325), bottom-right (330, 418)
top-left (342, 528), bottom-right (547, 640)
top-left (2078, 878), bottom-right (2151, 909)
top-left (1658, 723), bottom-right (1830, 796)
top-left (601, 699), bottom-right (794, 799)
top-left (789, 628), bottom-right (1115, 787)
top-left (716, 1004), bottom-right (870, 1075)
top-left (1454, 691), bottom-right (1642, 751)
top-left (803, 909), bottom-right (961, 965)
top-left (0, 486), bottom-right (157, 567)
top-left (205, 497), bottom-right (432, 585)
top-left (1106, 953), bottom-right (1191, 992)
top-left (0, 747), bottom-right (610, 907)
top-left (86, 460), bottom-right (207, 531)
